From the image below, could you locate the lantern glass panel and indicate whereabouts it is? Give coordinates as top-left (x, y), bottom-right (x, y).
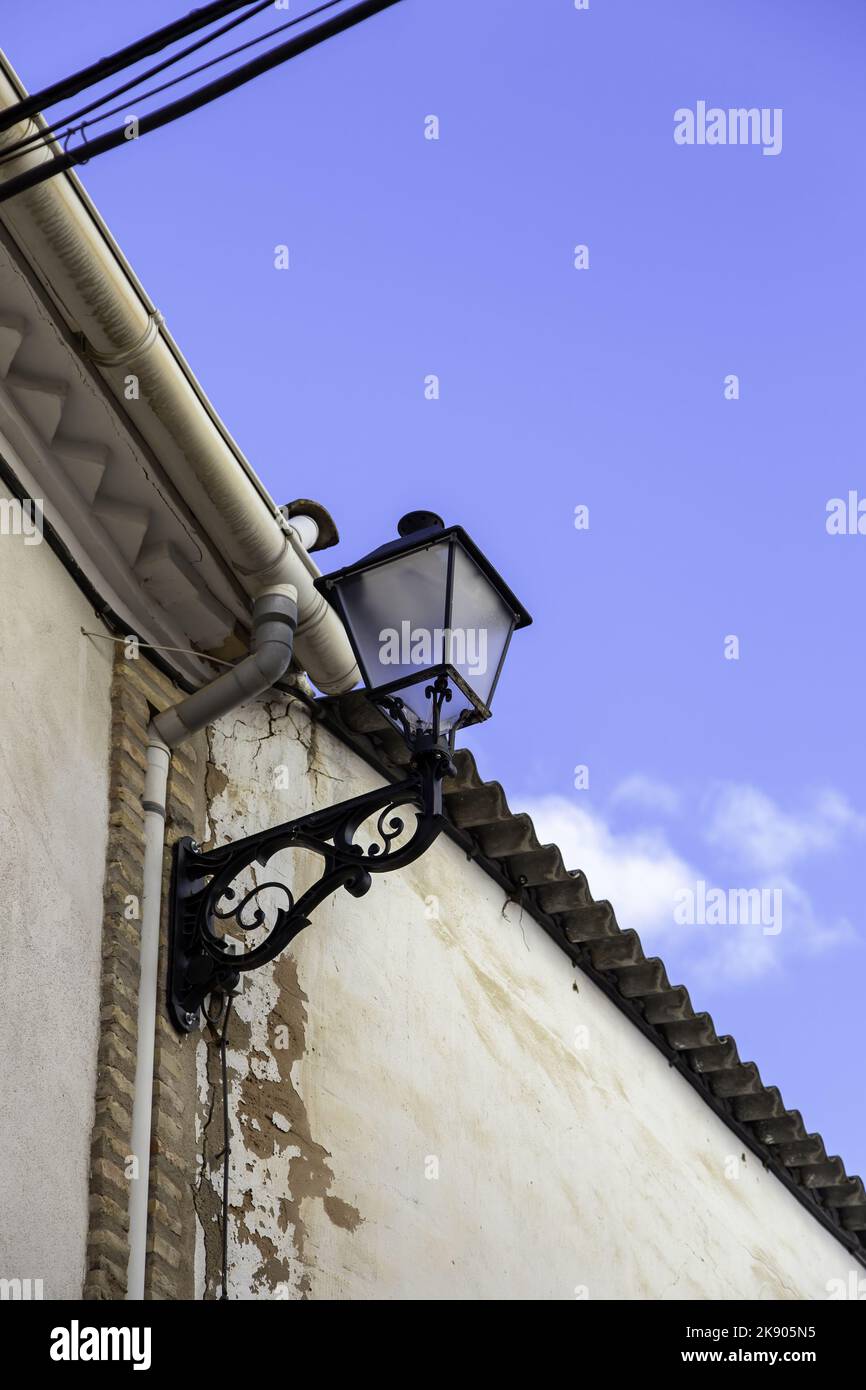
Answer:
top-left (447, 542), bottom-right (516, 708)
top-left (392, 671), bottom-right (475, 734)
top-left (335, 541), bottom-right (449, 691)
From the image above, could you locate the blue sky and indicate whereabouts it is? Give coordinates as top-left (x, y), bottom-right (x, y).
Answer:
top-left (5, 1), bottom-right (864, 1178)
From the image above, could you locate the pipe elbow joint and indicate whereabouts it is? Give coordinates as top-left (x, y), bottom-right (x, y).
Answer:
top-left (151, 585), bottom-right (298, 747)
top-left (252, 634), bottom-right (295, 687)
top-left (250, 584), bottom-right (298, 683)
top-left (252, 585), bottom-right (298, 645)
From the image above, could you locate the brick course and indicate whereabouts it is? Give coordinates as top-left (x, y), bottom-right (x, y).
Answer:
top-left (84, 648), bottom-right (205, 1300)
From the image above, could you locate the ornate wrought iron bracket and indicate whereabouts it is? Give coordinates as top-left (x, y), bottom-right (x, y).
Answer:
top-left (168, 743), bottom-right (454, 1032)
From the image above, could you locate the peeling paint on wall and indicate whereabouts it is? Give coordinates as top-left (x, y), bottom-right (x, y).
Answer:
top-left (196, 947), bottom-right (363, 1299)
top-left (196, 702), bottom-right (365, 1298)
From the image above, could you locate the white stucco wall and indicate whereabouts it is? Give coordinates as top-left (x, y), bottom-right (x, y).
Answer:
top-left (0, 478), bottom-right (112, 1298)
top-left (198, 698), bottom-right (858, 1301)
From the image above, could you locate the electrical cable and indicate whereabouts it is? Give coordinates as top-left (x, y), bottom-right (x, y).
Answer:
top-left (0, 449), bottom-right (200, 693)
top-left (80, 628), bottom-right (237, 668)
top-left (0, 0), bottom-right (405, 205)
top-left (204, 989), bottom-right (236, 1301)
top-left (0, 0), bottom-right (277, 167)
top-left (0, 0), bottom-right (346, 170)
top-left (0, 1), bottom-right (265, 136)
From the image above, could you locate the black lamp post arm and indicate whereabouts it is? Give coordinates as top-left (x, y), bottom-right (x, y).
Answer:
top-left (168, 748), bottom-right (452, 1031)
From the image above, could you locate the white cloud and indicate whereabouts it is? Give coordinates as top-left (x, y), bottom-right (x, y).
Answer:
top-left (703, 784), bottom-right (866, 873)
top-left (520, 786), bottom-right (861, 988)
top-left (522, 794), bottom-right (695, 938)
top-left (610, 774), bottom-right (681, 816)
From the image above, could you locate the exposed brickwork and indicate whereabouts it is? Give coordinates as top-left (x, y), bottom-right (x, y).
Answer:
top-left (84, 649), bottom-right (206, 1300)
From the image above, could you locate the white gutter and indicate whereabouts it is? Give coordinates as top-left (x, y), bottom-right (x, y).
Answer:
top-left (128, 584), bottom-right (299, 1301)
top-left (0, 53), bottom-right (359, 695)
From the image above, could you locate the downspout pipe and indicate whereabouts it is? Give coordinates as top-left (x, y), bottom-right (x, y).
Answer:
top-left (127, 584), bottom-right (298, 1302)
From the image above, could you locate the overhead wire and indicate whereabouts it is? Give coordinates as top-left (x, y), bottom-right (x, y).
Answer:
top-left (0, 0), bottom-right (345, 169)
top-left (0, 0), bottom-right (265, 135)
top-left (0, 0), bottom-right (405, 204)
top-left (0, 0), bottom-right (275, 167)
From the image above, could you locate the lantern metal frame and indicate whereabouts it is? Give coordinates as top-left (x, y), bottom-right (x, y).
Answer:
top-left (313, 513), bottom-right (532, 732)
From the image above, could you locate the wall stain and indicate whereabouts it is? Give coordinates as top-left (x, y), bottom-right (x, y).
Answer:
top-left (453, 939), bottom-right (602, 1103)
top-left (749, 1247), bottom-right (801, 1300)
top-left (323, 1195), bottom-right (364, 1232)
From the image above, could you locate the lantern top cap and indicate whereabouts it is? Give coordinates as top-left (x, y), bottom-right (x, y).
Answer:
top-left (314, 515), bottom-right (533, 631)
top-left (398, 510), bottom-right (444, 537)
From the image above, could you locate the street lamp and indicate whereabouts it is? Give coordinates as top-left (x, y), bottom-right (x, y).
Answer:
top-left (315, 510), bottom-right (531, 747)
top-left (168, 513), bottom-right (531, 1031)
